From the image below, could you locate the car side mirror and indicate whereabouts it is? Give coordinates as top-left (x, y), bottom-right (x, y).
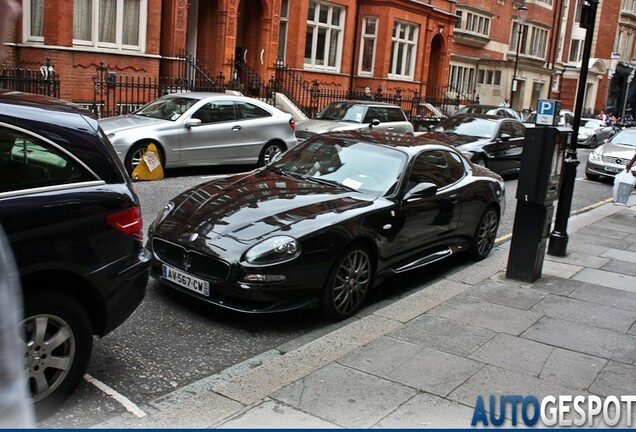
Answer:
top-left (185, 118), bottom-right (202, 128)
top-left (403, 182), bottom-right (437, 201)
top-left (369, 119), bottom-right (381, 128)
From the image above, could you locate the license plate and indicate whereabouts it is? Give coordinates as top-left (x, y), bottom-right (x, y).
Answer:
top-left (605, 165), bottom-right (622, 173)
top-left (162, 264), bottom-right (210, 296)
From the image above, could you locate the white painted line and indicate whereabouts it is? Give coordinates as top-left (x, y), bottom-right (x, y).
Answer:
top-left (84, 374), bottom-right (146, 418)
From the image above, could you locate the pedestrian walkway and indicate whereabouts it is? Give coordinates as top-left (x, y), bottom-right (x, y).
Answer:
top-left (96, 196), bottom-right (636, 429)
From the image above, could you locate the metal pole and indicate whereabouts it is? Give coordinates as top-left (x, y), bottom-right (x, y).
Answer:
top-left (548, 0), bottom-right (598, 256)
top-left (510, 27), bottom-right (522, 108)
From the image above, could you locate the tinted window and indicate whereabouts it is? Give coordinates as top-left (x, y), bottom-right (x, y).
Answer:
top-left (0, 126), bottom-right (94, 193)
top-left (509, 122), bottom-right (525, 138)
top-left (386, 107), bottom-right (407, 122)
top-left (363, 107), bottom-right (387, 123)
top-left (408, 150), bottom-right (464, 188)
top-left (237, 102), bottom-right (271, 120)
top-left (192, 100), bottom-right (236, 124)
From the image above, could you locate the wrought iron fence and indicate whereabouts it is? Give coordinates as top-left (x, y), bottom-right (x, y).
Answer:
top-left (0, 59), bottom-right (60, 98)
top-left (94, 56), bottom-right (275, 118)
top-left (273, 61), bottom-right (476, 124)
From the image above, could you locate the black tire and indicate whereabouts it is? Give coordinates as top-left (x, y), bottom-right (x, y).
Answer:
top-left (468, 206), bottom-right (500, 261)
top-left (258, 141), bottom-right (285, 166)
top-left (589, 135), bottom-right (598, 148)
top-left (585, 171), bottom-right (600, 181)
top-left (22, 292), bottom-right (93, 420)
top-left (320, 245), bottom-right (374, 320)
top-left (124, 142), bottom-right (150, 175)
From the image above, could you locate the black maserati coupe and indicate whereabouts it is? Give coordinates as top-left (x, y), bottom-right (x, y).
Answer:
top-left (147, 130), bottom-right (505, 319)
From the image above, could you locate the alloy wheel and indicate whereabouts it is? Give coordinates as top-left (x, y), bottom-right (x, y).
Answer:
top-left (331, 249), bottom-right (372, 316)
top-left (474, 209), bottom-right (499, 258)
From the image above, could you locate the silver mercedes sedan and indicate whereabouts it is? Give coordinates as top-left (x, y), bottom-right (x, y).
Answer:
top-left (585, 128), bottom-right (636, 181)
top-left (100, 93), bottom-right (298, 173)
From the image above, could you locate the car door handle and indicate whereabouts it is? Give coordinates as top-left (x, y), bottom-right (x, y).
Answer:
top-left (387, 127), bottom-right (395, 131)
top-left (232, 125), bottom-right (242, 132)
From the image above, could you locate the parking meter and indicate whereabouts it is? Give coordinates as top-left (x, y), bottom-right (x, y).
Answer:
top-left (506, 125), bottom-right (570, 282)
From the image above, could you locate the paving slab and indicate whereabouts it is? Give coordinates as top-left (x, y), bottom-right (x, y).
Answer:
top-left (544, 251), bottom-right (610, 269)
top-left (338, 336), bottom-right (484, 397)
top-left (569, 232), bottom-right (632, 250)
top-left (218, 399), bottom-right (338, 429)
top-left (468, 333), bottom-right (553, 376)
top-left (589, 361), bottom-right (636, 398)
top-left (541, 260), bottom-right (583, 279)
top-left (601, 259), bottom-right (636, 277)
top-left (530, 295), bottom-right (636, 332)
top-left (590, 220), bottom-right (636, 235)
top-left (525, 275), bottom-right (582, 296)
top-left (585, 225), bottom-right (634, 239)
top-left (448, 365), bottom-right (580, 414)
top-left (446, 247), bottom-right (509, 285)
top-left (569, 283), bottom-right (636, 312)
top-left (538, 348), bottom-right (607, 391)
top-left (271, 363), bottom-right (416, 429)
top-left (566, 240), bottom-right (612, 257)
top-left (374, 392), bottom-right (476, 428)
top-left (389, 314), bottom-right (496, 357)
top-left (522, 317), bottom-right (636, 363)
top-left (428, 296), bottom-right (542, 335)
top-left (601, 248), bottom-right (636, 263)
top-left (572, 268), bottom-right (636, 294)
top-left (455, 279), bottom-right (547, 310)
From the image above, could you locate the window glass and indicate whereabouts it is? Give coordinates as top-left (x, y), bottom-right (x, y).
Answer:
top-left (386, 108), bottom-right (407, 122)
top-left (237, 102), bottom-right (271, 120)
top-left (0, 127), bottom-right (94, 193)
top-left (29, 0), bottom-right (45, 39)
top-left (192, 101), bottom-right (236, 124)
top-left (389, 20), bottom-right (418, 80)
top-left (73, 0), bottom-right (146, 51)
top-left (363, 107), bottom-right (387, 123)
top-left (304, 1), bottom-right (344, 72)
top-left (409, 150), bottom-right (463, 188)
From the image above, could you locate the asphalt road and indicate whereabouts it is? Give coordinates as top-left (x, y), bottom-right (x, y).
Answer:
top-left (40, 147), bottom-right (617, 427)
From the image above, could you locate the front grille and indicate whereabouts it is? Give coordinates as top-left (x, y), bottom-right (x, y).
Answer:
top-left (152, 238), bottom-right (230, 282)
top-left (602, 156), bottom-right (628, 165)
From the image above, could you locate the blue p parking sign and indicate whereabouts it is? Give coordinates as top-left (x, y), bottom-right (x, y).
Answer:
top-left (536, 99), bottom-right (560, 126)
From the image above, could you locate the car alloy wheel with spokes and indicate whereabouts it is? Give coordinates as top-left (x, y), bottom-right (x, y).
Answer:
top-left (321, 246), bottom-right (373, 320)
top-left (22, 293), bottom-right (93, 419)
top-left (469, 207), bottom-right (500, 260)
top-left (259, 142), bottom-right (285, 166)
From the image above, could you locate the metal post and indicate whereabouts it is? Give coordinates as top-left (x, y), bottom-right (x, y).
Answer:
top-left (548, 0), bottom-right (598, 256)
top-left (509, 3), bottom-right (528, 108)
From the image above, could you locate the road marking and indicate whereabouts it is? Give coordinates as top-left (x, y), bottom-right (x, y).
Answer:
top-left (84, 374), bottom-right (146, 418)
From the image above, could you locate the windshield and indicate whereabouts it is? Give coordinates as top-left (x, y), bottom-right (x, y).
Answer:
top-left (134, 96), bottom-right (199, 121)
top-left (433, 116), bottom-right (498, 138)
top-left (610, 130), bottom-right (636, 147)
top-left (271, 138), bottom-right (407, 198)
top-left (316, 102), bottom-right (366, 123)
top-left (580, 119), bottom-right (602, 128)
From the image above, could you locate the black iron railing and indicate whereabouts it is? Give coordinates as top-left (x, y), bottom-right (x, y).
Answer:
top-left (0, 58), bottom-right (60, 98)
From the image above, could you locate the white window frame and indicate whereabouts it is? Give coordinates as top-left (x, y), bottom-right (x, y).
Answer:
top-left (277, 0), bottom-right (289, 62)
top-left (510, 22), bottom-right (549, 60)
top-left (529, 27), bottom-right (549, 58)
top-left (72, 0), bottom-right (147, 52)
top-left (569, 38), bottom-right (583, 63)
top-left (23, 0), bottom-right (45, 43)
top-left (304, 1), bottom-right (345, 72)
top-left (388, 20), bottom-right (419, 81)
top-left (449, 64), bottom-right (476, 95)
top-left (456, 10), bottom-right (490, 37)
top-left (358, 16), bottom-right (378, 76)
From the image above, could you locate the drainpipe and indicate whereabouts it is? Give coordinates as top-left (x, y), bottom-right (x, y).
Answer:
top-left (349, 0), bottom-right (361, 96)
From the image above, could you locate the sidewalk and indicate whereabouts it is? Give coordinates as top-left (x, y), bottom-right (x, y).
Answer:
top-left (96, 196), bottom-right (636, 429)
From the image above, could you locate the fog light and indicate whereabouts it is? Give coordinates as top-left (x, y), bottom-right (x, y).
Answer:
top-left (242, 274), bottom-right (286, 283)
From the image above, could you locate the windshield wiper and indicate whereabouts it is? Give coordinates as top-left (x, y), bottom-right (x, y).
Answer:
top-left (304, 176), bottom-right (357, 192)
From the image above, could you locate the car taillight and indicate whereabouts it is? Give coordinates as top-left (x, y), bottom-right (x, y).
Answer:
top-left (289, 118), bottom-right (296, 131)
top-left (106, 206), bottom-right (143, 241)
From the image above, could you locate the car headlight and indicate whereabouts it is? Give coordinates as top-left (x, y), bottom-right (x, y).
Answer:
top-left (244, 236), bottom-right (300, 265)
top-left (588, 150), bottom-right (602, 162)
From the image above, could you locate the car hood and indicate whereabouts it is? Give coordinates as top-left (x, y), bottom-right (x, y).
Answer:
top-left (598, 142), bottom-right (636, 158)
top-left (420, 131), bottom-right (490, 149)
top-left (157, 170), bottom-right (378, 244)
top-left (296, 119), bottom-right (364, 134)
top-left (99, 114), bottom-right (167, 133)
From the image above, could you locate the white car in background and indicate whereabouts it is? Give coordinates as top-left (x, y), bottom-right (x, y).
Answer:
top-left (586, 128), bottom-right (636, 181)
top-left (100, 93), bottom-right (297, 173)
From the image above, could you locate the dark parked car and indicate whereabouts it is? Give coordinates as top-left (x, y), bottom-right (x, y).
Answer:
top-left (455, 104), bottom-right (522, 121)
top-left (147, 130), bottom-right (505, 320)
top-left (0, 91), bottom-right (150, 417)
top-left (423, 114), bottom-right (526, 176)
top-left (295, 100), bottom-right (414, 142)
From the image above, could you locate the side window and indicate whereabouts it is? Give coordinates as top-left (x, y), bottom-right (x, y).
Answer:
top-left (236, 102), bottom-right (271, 120)
top-left (363, 107), bottom-right (387, 123)
top-left (499, 122), bottom-right (514, 137)
top-left (192, 100), bottom-right (236, 124)
top-left (0, 126), bottom-right (93, 193)
top-left (510, 122), bottom-right (525, 138)
top-left (386, 107), bottom-right (407, 122)
top-left (408, 150), bottom-right (464, 189)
